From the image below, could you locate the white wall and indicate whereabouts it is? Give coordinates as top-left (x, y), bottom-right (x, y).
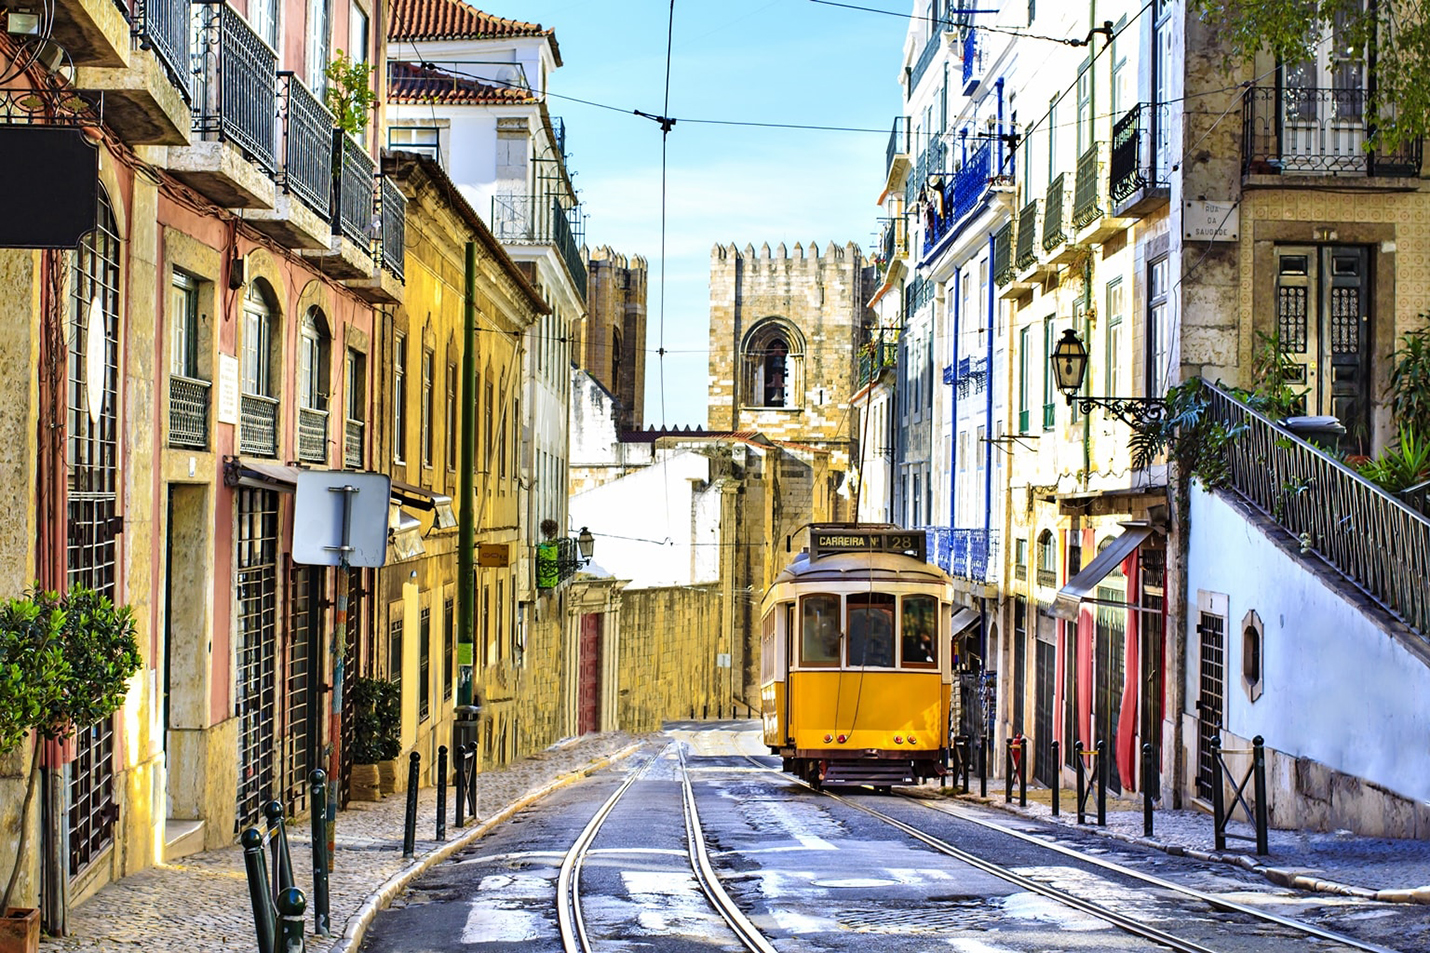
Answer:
top-left (1187, 486), bottom-right (1430, 802)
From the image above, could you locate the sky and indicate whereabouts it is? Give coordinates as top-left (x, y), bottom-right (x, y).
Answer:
top-left (506, 0), bottom-right (910, 428)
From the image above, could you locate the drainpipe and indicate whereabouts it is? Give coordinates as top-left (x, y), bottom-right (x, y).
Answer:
top-left (995, 77), bottom-right (1006, 175)
top-left (950, 264), bottom-right (961, 531)
top-left (982, 230), bottom-right (996, 669)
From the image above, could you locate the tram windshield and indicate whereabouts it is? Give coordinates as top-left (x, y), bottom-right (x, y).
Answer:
top-left (848, 593), bottom-right (895, 667)
top-left (901, 594), bottom-right (938, 668)
top-left (800, 594), bottom-right (841, 665)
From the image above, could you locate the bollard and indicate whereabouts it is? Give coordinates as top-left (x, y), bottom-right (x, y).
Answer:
top-left (276, 886), bottom-right (307, 953)
top-left (453, 743), bottom-right (467, 828)
top-left (403, 750), bottom-right (421, 858)
top-left (464, 742), bottom-right (478, 818)
top-left (310, 770), bottom-right (330, 935)
top-left (240, 827), bottom-right (277, 953)
top-left (1017, 736), bottom-right (1027, 808)
top-left (1096, 740), bottom-right (1107, 827)
top-left (1051, 740), bottom-right (1060, 817)
top-left (264, 801), bottom-right (293, 893)
top-left (961, 738), bottom-right (970, 795)
top-left (1211, 736), bottom-right (1226, 851)
top-left (979, 737), bottom-right (987, 798)
top-left (1143, 743), bottom-right (1154, 838)
top-left (1075, 741), bottom-right (1086, 825)
top-left (1004, 738), bottom-right (1013, 804)
top-left (1253, 735), bottom-right (1269, 856)
top-left (437, 745), bottom-right (448, 842)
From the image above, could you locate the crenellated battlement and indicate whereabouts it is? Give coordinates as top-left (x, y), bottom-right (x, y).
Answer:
top-left (708, 239), bottom-right (861, 271)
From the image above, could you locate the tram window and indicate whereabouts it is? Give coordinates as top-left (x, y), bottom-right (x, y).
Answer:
top-left (901, 595), bottom-right (938, 668)
top-left (848, 593), bottom-right (896, 667)
top-left (800, 594), bottom-right (841, 666)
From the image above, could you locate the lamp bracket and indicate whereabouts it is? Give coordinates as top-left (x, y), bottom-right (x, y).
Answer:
top-left (1065, 394), bottom-right (1167, 431)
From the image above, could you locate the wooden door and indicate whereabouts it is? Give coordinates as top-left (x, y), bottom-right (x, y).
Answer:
top-left (578, 613), bottom-right (602, 735)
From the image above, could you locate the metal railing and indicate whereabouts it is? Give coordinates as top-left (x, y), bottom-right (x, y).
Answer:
top-left (960, 28), bottom-right (981, 91)
top-left (1036, 567), bottom-right (1056, 588)
top-left (1242, 86), bottom-right (1423, 178)
top-left (1404, 480), bottom-right (1430, 519)
top-left (297, 407), bottom-right (328, 463)
top-left (924, 527), bottom-right (1001, 582)
top-left (378, 175), bottom-right (406, 279)
top-left (859, 334), bottom-right (898, 386)
top-left (344, 418), bottom-right (364, 468)
top-left (1205, 381), bottom-right (1430, 639)
top-left (1014, 562), bottom-right (1027, 581)
top-left (240, 393), bottom-right (278, 457)
top-left (1072, 143), bottom-right (1103, 229)
top-left (333, 130), bottom-right (376, 247)
top-left (992, 220), bottom-right (1012, 288)
top-left (489, 193), bottom-right (587, 300)
top-left (1042, 173), bottom-right (1067, 252)
top-left (277, 72), bottom-right (333, 218)
top-left (1015, 200), bottom-right (1038, 271)
top-left (925, 140), bottom-right (990, 253)
top-left (536, 537), bottom-right (582, 590)
top-left (551, 116), bottom-right (567, 159)
top-left (887, 116), bottom-right (910, 175)
top-left (168, 375), bottom-right (210, 449)
top-left (133, 0), bottom-right (191, 101)
top-left (1110, 102), bottom-right (1165, 203)
top-left (910, 27), bottom-right (942, 93)
top-left (191, 0), bottom-right (276, 173)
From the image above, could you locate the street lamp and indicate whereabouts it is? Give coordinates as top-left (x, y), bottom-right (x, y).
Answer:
top-left (576, 526), bottom-right (595, 563)
top-left (1050, 329), bottom-right (1167, 430)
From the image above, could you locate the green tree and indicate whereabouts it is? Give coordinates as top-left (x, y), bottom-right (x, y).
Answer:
top-left (324, 49), bottom-right (377, 137)
top-left (0, 586), bottom-right (142, 914)
top-left (1191, 0), bottom-right (1430, 151)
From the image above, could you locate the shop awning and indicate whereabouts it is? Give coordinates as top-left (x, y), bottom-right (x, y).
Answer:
top-left (390, 480), bottom-right (457, 530)
top-left (224, 459), bottom-right (302, 493)
top-left (950, 606), bottom-right (980, 634)
top-left (1050, 523), bottom-right (1154, 621)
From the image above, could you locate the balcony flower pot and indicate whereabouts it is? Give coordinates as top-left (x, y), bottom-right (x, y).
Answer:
top-left (0, 906), bottom-right (40, 953)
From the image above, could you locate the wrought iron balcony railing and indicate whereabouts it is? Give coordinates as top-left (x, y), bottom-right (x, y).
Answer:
top-left (240, 392), bottom-right (278, 457)
top-left (960, 28), bottom-right (983, 93)
top-left (1036, 567), bottom-right (1056, 588)
top-left (191, 0), bottom-right (276, 172)
top-left (1042, 173), bottom-right (1067, 252)
top-left (909, 27), bottom-right (942, 93)
top-left (536, 536), bottom-right (583, 590)
top-left (333, 130), bottom-right (376, 246)
top-left (1109, 102), bottom-right (1168, 204)
top-left (1015, 200), bottom-right (1038, 271)
top-left (859, 334), bottom-right (898, 386)
top-left (133, 0), bottom-right (191, 101)
top-left (1072, 143), bottom-right (1103, 229)
top-left (887, 116), bottom-right (910, 176)
top-left (924, 527), bottom-right (1000, 583)
top-left (490, 193), bottom-right (588, 301)
top-left (168, 375), bottom-right (210, 449)
top-left (925, 139), bottom-right (990, 253)
top-left (378, 175), bottom-right (406, 279)
top-left (344, 418), bottom-right (364, 468)
top-left (992, 220), bottom-right (1012, 287)
top-left (1242, 86), bottom-right (1423, 178)
top-left (277, 72), bottom-right (334, 218)
top-left (1014, 562), bottom-right (1027, 581)
top-left (297, 406), bottom-right (328, 463)
top-left (1205, 381), bottom-right (1430, 639)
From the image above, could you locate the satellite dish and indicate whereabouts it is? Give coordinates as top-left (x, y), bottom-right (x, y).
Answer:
top-left (496, 65), bottom-right (524, 90)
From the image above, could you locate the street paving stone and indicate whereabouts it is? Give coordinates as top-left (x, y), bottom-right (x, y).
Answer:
top-left (41, 732), bottom-right (643, 952)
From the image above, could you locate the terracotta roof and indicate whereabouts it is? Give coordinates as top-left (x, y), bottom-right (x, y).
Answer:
top-left (388, 0), bottom-right (561, 64)
top-left (387, 62), bottom-right (535, 105)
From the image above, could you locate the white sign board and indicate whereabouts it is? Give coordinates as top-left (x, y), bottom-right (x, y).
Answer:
top-left (1183, 200), bottom-right (1240, 242)
top-left (716, 653), bottom-right (731, 669)
top-left (216, 354), bottom-right (240, 425)
top-left (293, 470), bottom-right (392, 567)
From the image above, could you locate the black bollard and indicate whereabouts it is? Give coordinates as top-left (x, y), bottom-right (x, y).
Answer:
top-left (464, 742), bottom-right (478, 818)
top-left (437, 745), bottom-right (448, 842)
top-left (1143, 743), bottom-right (1154, 837)
top-left (1051, 740), bottom-right (1060, 817)
top-left (979, 737), bottom-right (987, 798)
top-left (310, 770), bottom-right (330, 936)
top-left (264, 801), bottom-right (293, 892)
top-left (961, 738), bottom-right (970, 795)
top-left (1096, 739), bottom-right (1107, 827)
top-left (276, 886), bottom-right (307, 953)
top-left (241, 827), bottom-right (277, 953)
top-left (403, 750), bottom-right (421, 857)
top-left (1211, 736), bottom-right (1226, 851)
top-left (1004, 738), bottom-right (1013, 804)
top-left (453, 743), bottom-right (467, 828)
top-left (1253, 735), bottom-right (1269, 856)
top-left (1075, 741), bottom-right (1086, 825)
top-left (1018, 736), bottom-right (1027, 807)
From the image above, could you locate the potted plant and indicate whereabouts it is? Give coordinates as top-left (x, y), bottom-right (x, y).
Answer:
top-left (0, 585), bottom-right (140, 953)
top-left (348, 677), bottom-right (400, 801)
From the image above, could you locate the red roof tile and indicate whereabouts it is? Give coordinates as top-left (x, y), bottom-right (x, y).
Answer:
top-left (388, 61), bottom-right (535, 105)
top-left (389, 0), bottom-right (561, 64)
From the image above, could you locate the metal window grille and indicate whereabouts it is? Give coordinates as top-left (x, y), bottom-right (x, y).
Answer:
top-left (1012, 598), bottom-right (1026, 735)
top-left (67, 188), bottom-right (122, 873)
top-left (298, 407), bottom-right (328, 463)
top-left (388, 616), bottom-right (403, 687)
top-left (236, 488), bottom-right (279, 831)
top-left (338, 568), bottom-right (364, 807)
top-left (1095, 585), bottom-right (1127, 793)
top-left (284, 565), bottom-right (316, 816)
top-left (1196, 611), bottom-right (1226, 801)
top-left (1033, 638), bottom-right (1055, 785)
top-left (1063, 621), bottom-right (1077, 767)
top-left (168, 375), bottom-right (210, 449)
top-left (443, 598), bottom-right (454, 700)
top-left (419, 606), bottom-right (431, 721)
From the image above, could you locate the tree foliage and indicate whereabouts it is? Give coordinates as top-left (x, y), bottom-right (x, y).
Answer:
top-left (1191, 0), bottom-right (1430, 150)
top-left (324, 49), bottom-right (377, 137)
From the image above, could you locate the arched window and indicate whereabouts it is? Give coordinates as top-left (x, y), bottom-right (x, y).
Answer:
top-left (297, 308), bottom-right (330, 463)
top-left (741, 319), bottom-right (804, 409)
top-left (1036, 529), bottom-right (1056, 587)
top-left (241, 281), bottom-right (279, 457)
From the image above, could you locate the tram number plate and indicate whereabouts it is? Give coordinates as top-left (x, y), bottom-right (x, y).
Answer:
top-left (810, 529), bottom-right (926, 561)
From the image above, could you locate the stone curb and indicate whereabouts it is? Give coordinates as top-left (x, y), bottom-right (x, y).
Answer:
top-left (326, 741), bottom-right (644, 953)
top-left (952, 792), bottom-right (1430, 905)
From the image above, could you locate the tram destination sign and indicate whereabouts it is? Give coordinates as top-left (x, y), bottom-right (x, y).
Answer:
top-left (810, 528), bottom-right (926, 562)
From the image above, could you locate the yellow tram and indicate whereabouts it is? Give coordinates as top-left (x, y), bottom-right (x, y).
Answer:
top-left (760, 525), bottom-right (957, 789)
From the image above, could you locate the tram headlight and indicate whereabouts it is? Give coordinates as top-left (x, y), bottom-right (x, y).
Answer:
top-left (894, 735), bottom-right (904, 744)
top-left (836, 734), bottom-right (847, 744)
top-left (824, 734), bottom-right (833, 744)
top-left (907, 735), bottom-right (917, 745)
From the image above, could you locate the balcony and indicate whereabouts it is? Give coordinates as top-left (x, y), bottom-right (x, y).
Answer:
top-left (239, 393), bottom-right (278, 457)
top-left (536, 537), bottom-right (584, 590)
top-left (960, 29), bottom-right (984, 95)
top-left (946, 355), bottom-right (988, 398)
top-left (886, 116), bottom-right (911, 193)
top-left (1001, 199), bottom-right (1044, 298)
top-left (168, 375), bottom-right (210, 449)
top-left (925, 527), bottom-right (1001, 585)
top-left (297, 407), bottom-right (328, 463)
top-left (490, 193), bottom-right (588, 301)
top-left (1110, 102), bottom-right (1171, 217)
top-left (1036, 567), bottom-right (1056, 588)
top-left (859, 334), bottom-right (898, 387)
top-left (49, 0), bottom-right (130, 68)
top-left (992, 220), bottom-right (1012, 288)
top-left (1014, 562), bottom-right (1027, 582)
top-left (250, 73), bottom-right (334, 249)
top-left (349, 175), bottom-right (406, 304)
top-left (1206, 381), bottom-right (1430, 639)
top-left (75, 0), bottom-right (191, 144)
top-left (1242, 86), bottom-right (1423, 181)
top-left (303, 131), bottom-right (376, 278)
top-left (909, 27), bottom-right (944, 94)
top-left (169, 0), bottom-right (277, 209)
top-left (1042, 173), bottom-right (1068, 257)
top-left (344, 418), bottom-right (365, 469)
top-left (924, 140), bottom-right (991, 255)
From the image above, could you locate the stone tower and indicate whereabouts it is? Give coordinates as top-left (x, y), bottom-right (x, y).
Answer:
top-left (580, 246), bottom-right (648, 431)
top-left (707, 241), bottom-right (872, 500)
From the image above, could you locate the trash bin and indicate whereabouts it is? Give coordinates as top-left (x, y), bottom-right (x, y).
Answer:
top-left (1282, 415), bottom-right (1345, 452)
top-left (452, 702), bottom-right (482, 753)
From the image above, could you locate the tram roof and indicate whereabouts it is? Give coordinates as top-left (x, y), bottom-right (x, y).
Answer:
top-left (770, 550), bottom-right (953, 587)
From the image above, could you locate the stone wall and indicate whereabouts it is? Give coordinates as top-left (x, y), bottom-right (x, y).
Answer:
top-left (617, 584), bottom-right (728, 733)
top-left (581, 247), bottom-right (648, 432)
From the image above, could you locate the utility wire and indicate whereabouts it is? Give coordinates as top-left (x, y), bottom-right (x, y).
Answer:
top-left (657, 0), bottom-right (676, 429)
top-left (808, 0), bottom-right (1108, 47)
